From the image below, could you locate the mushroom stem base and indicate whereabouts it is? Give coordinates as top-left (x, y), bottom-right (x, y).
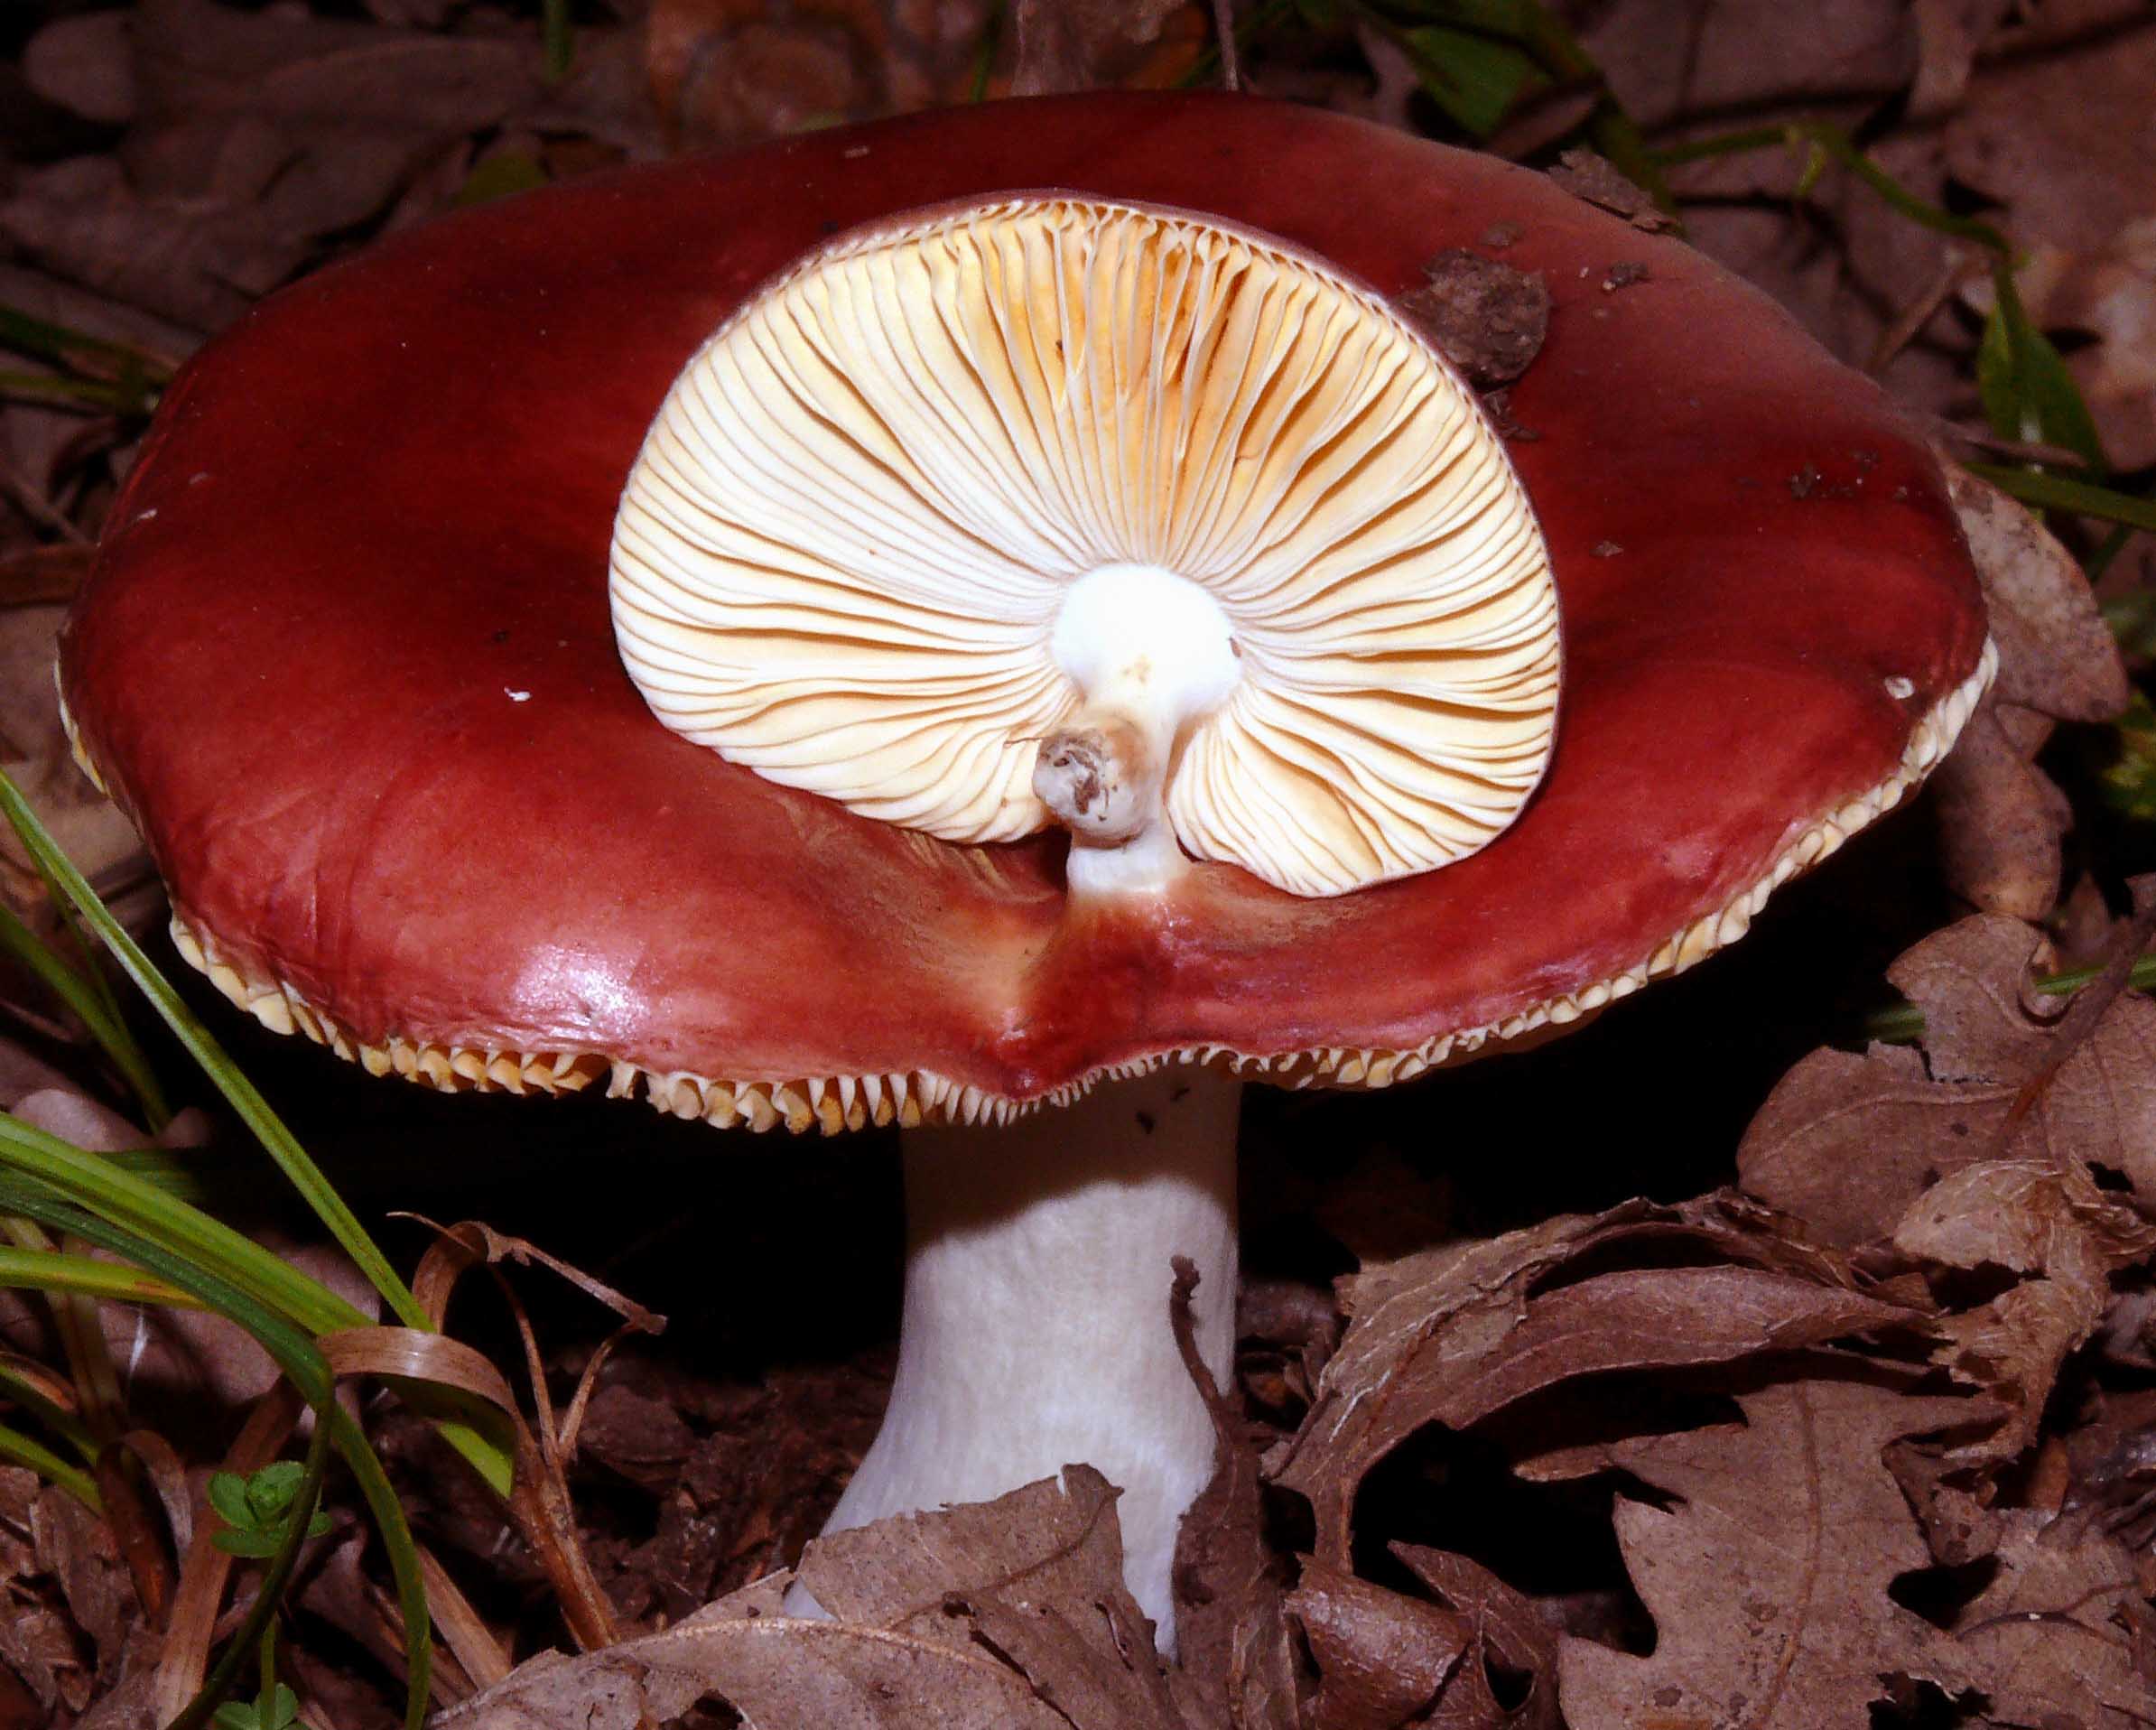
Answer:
top-left (796, 1065), bottom-right (1241, 1651)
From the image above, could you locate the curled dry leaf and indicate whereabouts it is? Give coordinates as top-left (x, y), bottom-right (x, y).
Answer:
top-left (1391, 1546), bottom-right (1559, 1730)
top-left (1896, 1159), bottom-right (2156, 1469)
top-left (1286, 1556), bottom-right (1468, 1730)
top-left (1557, 1381), bottom-right (1987, 1725)
top-left (444, 1468), bottom-right (1174, 1729)
top-left (1740, 911), bottom-right (2156, 1247)
top-left (0, 1466), bottom-right (96, 1716)
top-left (1266, 1197), bottom-right (1928, 1561)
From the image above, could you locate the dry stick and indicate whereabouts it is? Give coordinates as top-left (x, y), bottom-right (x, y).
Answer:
top-left (1983, 882), bottom-right (2156, 1167)
top-left (1212, 0), bottom-right (1241, 90)
top-left (399, 1217), bottom-right (662, 1651)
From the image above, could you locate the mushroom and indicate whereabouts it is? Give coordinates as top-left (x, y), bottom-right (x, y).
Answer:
top-left (58, 94), bottom-right (1993, 1650)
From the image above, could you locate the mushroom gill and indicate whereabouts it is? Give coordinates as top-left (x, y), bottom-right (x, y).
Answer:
top-left (609, 195), bottom-right (1560, 898)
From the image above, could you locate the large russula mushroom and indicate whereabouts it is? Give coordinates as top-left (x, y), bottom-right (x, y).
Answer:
top-left (60, 94), bottom-right (1993, 1647)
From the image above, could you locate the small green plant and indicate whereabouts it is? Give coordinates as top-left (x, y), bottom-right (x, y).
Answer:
top-left (214, 1688), bottom-right (300, 1730)
top-left (209, 1623), bottom-right (304, 1730)
top-left (209, 1461), bottom-right (336, 1558)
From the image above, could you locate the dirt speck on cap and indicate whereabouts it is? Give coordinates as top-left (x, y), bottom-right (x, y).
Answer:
top-left (1547, 148), bottom-right (1676, 232)
top-left (1396, 250), bottom-right (1550, 389)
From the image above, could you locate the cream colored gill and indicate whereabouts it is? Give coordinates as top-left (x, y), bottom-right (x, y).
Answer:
top-left (609, 195), bottom-right (1561, 898)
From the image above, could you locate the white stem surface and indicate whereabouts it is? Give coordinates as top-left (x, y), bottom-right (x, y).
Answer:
top-left (795, 1065), bottom-right (1241, 1651)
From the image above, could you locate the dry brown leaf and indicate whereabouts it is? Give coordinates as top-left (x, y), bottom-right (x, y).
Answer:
top-left (1576, 0), bottom-right (1918, 129)
top-left (446, 1469), bottom-right (1170, 1728)
top-left (801, 1465), bottom-right (1183, 1728)
top-left (1, 0), bottom-right (553, 332)
top-left (1944, 463), bottom-right (2130, 723)
top-left (1928, 702), bottom-right (2072, 919)
top-left (1895, 1159), bottom-right (2155, 1466)
top-left (1391, 1546), bottom-right (1558, 1730)
top-left (1943, 20), bottom-right (2156, 257)
top-left (646, 0), bottom-right (880, 151)
top-left (1927, 463), bottom-right (2124, 916)
top-left (22, 11), bottom-right (138, 127)
top-left (0, 600), bottom-right (147, 927)
top-left (1168, 1260), bottom-right (1299, 1730)
top-left (1909, 0), bottom-right (2015, 117)
top-left (1267, 1199), bottom-right (1925, 1561)
top-left (1741, 912), bottom-right (2156, 1245)
top-left (1951, 1510), bottom-right (2156, 1726)
top-left (1287, 1556), bottom-right (1468, 1729)
top-left (1556, 1381), bottom-right (1981, 1725)
top-left (0, 1467), bottom-right (95, 1715)
top-left (1008, 0), bottom-right (1186, 94)
top-left (440, 1593), bottom-right (1073, 1728)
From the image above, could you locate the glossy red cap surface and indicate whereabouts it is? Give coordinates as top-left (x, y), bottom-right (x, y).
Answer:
top-left (61, 93), bottom-right (1988, 1105)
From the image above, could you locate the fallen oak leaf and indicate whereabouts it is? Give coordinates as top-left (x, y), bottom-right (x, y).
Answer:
top-left (1287, 1556), bottom-right (1469, 1730)
top-left (1949, 1510), bottom-right (2155, 1727)
top-left (1268, 1199), bottom-right (1929, 1562)
top-left (798, 1465), bottom-right (1185, 1728)
top-left (1893, 1159), bottom-right (2156, 1470)
top-left (1927, 462), bottom-right (2126, 917)
top-left (1941, 462), bottom-right (2130, 726)
top-left (445, 1473), bottom-right (1185, 1729)
top-left (437, 1583), bottom-right (1072, 1729)
top-left (1391, 1546), bottom-right (1558, 1730)
top-left (1167, 1257), bottom-right (1299, 1730)
top-left (1741, 909), bottom-right (2156, 1247)
top-left (1555, 1381), bottom-right (1983, 1727)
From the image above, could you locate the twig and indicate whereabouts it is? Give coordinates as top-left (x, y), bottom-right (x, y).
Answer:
top-left (1212, 0), bottom-right (1241, 89)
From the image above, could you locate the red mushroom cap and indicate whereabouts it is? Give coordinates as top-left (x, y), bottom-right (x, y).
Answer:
top-left (60, 93), bottom-right (1991, 1131)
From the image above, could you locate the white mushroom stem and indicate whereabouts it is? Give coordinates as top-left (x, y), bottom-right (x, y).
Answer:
top-left (1035, 563), bottom-right (1241, 898)
top-left (794, 1064), bottom-right (1241, 1651)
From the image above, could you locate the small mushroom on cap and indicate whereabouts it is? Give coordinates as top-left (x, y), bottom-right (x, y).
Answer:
top-left (58, 94), bottom-right (1993, 1650)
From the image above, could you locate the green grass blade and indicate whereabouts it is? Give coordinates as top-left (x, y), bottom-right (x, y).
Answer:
top-left (1964, 464), bottom-right (2156, 531)
top-left (0, 1419), bottom-right (100, 1511)
top-left (0, 1169), bottom-right (335, 1406)
top-left (0, 773), bottom-right (431, 1333)
top-left (0, 1115), bottom-right (368, 1336)
top-left (0, 1242), bottom-right (200, 1307)
top-left (0, 1356), bottom-right (95, 1460)
top-left (332, 1402), bottom-right (433, 1727)
top-left (0, 898), bottom-right (171, 1129)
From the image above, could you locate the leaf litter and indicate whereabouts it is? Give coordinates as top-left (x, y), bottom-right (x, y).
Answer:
top-left (7, 0), bottom-right (2156, 1725)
